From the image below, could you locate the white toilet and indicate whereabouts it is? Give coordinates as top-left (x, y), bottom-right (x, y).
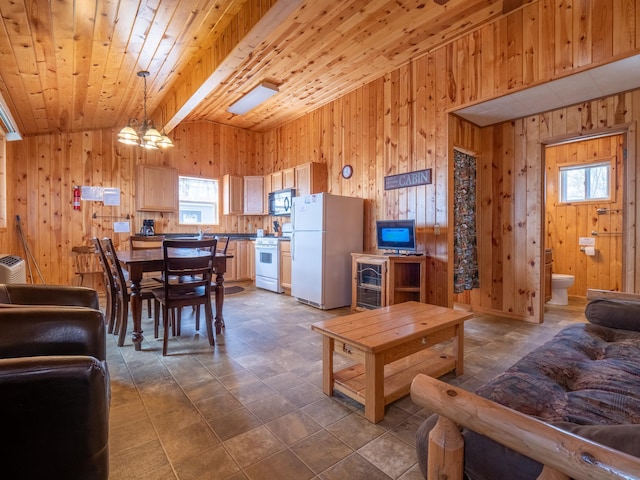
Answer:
top-left (549, 274), bottom-right (575, 305)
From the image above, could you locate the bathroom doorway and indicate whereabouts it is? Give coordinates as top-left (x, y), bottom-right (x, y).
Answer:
top-left (544, 133), bottom-right (625, 297)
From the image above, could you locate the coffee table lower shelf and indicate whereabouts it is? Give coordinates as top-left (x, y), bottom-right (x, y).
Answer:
top-left (333, 349), bottom-right (456, 407)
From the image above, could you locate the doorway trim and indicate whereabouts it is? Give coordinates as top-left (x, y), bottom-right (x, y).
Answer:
top-left (541, 122), bottom-right (637, 296)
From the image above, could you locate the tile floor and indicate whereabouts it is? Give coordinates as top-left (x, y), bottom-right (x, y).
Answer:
top-left (107, 283), bottom-right (588, 479)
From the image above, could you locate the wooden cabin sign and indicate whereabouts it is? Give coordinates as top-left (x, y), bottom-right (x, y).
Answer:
top-left (384, 169), bottom-right (432, 190)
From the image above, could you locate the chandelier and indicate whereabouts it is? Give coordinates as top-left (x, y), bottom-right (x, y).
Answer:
top-left (118, 71), bottom-right (174, 149)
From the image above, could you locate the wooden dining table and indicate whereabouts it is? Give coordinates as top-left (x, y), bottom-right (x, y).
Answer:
top-left (117, 248), bottom-right (231, 351)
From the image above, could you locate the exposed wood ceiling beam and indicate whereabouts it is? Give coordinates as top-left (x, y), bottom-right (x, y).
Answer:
top-left (502, 0), bottom-right (524, 14)
top-left (0, 0), bottom-right (559, 136)
top-left (163, 0), bottom-right (304, 133)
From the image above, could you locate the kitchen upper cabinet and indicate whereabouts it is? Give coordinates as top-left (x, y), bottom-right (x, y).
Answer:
top-left (263, 175), bottom-right (271, 215)
top-left (135, 165), bottom-right (178, 212)
top-left (271, 171), bottom-right (283, 191)
top-left (244, 176), bottom-right (265, 215)
top-left (267, 162), bottom-right (327, 196)
top-left (295, 162), bottom-right (328, 197)
top-left (282, 168), bottom-right (295, 189)
top-left (223, 174), bottom-right (243, 215)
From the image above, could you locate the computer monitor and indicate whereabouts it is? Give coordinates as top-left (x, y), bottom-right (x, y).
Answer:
top-left (375, 219), bottom-right (416, 253)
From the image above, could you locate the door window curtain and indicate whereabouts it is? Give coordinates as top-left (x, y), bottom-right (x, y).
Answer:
top-left (453, 149), bottom-right (479, 293)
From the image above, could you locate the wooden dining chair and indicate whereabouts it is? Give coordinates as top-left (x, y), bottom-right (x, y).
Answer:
top-left (92, 237), bottom-right (117, 334)
top-left (129, 234), bottom-right (165, 250)
top-left (71, 245), bottom-right (103, 287)
top-left (214, 235), bottom-right (230, 255)
top-left (129, 234), bottom-right (166, 286)
top-left (151, 238), bottom-right (217, 356)
top-left (101, 238), bottom-right (159, 347)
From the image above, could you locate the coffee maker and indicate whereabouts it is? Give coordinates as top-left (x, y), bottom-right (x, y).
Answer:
top-left (140, 219), bottom-right (155, 236)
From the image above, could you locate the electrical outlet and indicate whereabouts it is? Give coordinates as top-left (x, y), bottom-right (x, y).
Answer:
top-left (434, 223), bottom-right (440, 235)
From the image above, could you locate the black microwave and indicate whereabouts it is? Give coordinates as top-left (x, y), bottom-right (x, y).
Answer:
top-left (268, 188), bottom-right (295, 216)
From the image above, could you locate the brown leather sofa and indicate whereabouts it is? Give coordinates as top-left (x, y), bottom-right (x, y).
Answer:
top-left (0, 285), bottom-right (109, 480)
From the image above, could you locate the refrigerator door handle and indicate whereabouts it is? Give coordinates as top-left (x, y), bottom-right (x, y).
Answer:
top-left (291, 202), bottom-right (295, 261)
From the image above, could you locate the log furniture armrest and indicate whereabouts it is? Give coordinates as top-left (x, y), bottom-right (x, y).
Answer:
top-left (410, 374), bottom-right (640, 480)
top-left (586, 288), bottom-right (640, 302)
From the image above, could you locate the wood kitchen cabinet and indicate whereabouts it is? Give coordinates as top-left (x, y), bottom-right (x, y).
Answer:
top-left (271, 171), bottom-right (283, 191)
top-left (225, 239), bottom-right (253, 282)
top-left (249, 241), bottom-right (256, 280)
top-left (223, 174), bottom-right (243, 215)
top-left (282, 168), bottom-right (295, 189)
top-left (235, 240), bottom-right (253, 280)
top-left (135, 165), bottom-right (178, 212)
top-left (244, 176), bottom-right (265, 214)
top-left (295, 162), bottom-right (328, 197)
top-left (280, 240), bottom-right (291, 294)
top-left (224, 240), bottom-right (237, 281)
top-left (263, 175), bottom-right (272, 214)
top-left (267, 162), bottom-right (327, 197)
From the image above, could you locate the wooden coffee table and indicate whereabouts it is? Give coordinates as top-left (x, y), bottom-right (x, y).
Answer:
top-left (311, 301), bottom-right (473, 423)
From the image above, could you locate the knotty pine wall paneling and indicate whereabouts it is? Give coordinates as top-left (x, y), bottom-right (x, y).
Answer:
top-left (475, 94), bottom-right (637, 322)
top-left (474, 116), bottom-right (544, 322)
top-left (524, 112), bottom-right (545, 320)
top-left (449, 116), bottom-right (483, 309)
top-left (415, 54), bottom-right (440, 304)
top-left (4, 0), bottom-right (640, 316)
top-left (545, 134), bottom-right (625, 296)
top-left (432, 46), bottom-right (453, 307)
top-left (5, 122), bottom-right (264, 286)
top-left (133, 122), bottom-right (265, 236)
top-left (261, 0), bottom-right (640, 320)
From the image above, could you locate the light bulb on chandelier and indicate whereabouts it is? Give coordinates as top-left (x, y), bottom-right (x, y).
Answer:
top-left (118, 71), bottom-right (174, 149)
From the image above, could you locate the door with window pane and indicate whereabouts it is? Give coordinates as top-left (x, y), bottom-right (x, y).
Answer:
top-left (545, 134), bottom-right (624, 296)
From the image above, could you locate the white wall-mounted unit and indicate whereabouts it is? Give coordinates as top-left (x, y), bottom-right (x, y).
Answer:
top-left (0, 255), bottom-right (27, 284)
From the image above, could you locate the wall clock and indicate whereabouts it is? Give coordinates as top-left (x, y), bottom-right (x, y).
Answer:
top-left (341, 164), bottom-right (353, 179)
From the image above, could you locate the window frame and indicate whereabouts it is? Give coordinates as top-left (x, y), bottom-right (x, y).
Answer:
top-left (177, 175), bottom-right (220, 227)
top-left (557, 158), bottom-right (615, 205)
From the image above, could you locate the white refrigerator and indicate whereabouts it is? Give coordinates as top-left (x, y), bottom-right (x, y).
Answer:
top-left (291, 193), bottom-right (364, 309)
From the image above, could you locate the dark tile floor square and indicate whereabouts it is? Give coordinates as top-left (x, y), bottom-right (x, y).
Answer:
top-left (107, 283), bottom-right (587, 479)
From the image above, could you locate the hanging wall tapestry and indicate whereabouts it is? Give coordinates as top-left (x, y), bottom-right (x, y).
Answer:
top-left (453, 149), bottom-right (479, 293)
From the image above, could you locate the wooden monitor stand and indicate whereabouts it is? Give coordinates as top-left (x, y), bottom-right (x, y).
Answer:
top-left (351, 253), bottom-right (426, 310)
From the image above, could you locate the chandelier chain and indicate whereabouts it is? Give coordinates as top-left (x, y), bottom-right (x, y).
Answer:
top-left (118, 70), bottom-right (173, 149)
top-left (142, 73), bottom-right (148, 125)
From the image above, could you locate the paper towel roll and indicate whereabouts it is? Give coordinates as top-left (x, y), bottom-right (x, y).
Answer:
top-left (584, 246), bottom-right (596, 256)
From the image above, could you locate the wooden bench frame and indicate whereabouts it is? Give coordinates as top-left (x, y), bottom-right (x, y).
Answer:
top-left (410, 289), bottom-right (640, 480)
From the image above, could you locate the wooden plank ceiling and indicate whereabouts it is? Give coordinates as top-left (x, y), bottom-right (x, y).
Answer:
top-left (0, 0), bottom-right (527, 137)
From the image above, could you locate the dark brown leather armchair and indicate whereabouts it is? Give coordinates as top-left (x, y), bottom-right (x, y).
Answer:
top-left (0, 283), bottom-right (100, 309)
top-left (0, 285), bottom-right (109, 480)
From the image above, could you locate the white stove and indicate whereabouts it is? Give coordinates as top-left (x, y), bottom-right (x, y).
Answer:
top-left (255, 237), bottom-right (283, 293)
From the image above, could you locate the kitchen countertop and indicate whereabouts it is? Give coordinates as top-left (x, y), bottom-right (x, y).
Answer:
top-left (161, 233), bottom-right (290, 241)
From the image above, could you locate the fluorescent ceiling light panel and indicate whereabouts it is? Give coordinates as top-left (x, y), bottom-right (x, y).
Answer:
top-left (228, 82), bottom-right (278, 115)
